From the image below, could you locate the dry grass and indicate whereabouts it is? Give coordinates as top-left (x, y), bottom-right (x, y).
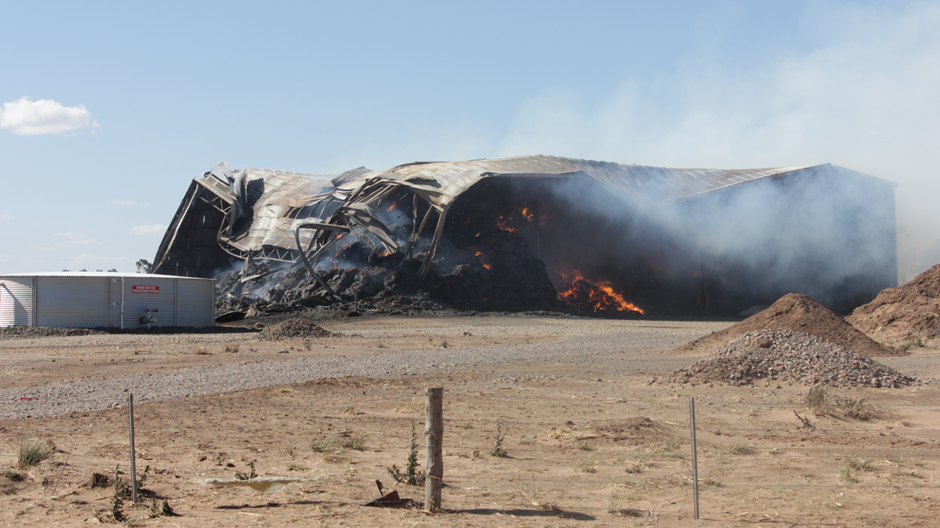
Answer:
top-left (17, 438), bottom-right (54, 468)
top-left (722, 442), bottom-right (753, 455)
top-left (393, 397), bottom-right (424, 414)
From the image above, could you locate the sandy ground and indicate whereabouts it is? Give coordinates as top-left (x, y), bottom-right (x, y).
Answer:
top-left (2, 315), bottom-right (940, 527)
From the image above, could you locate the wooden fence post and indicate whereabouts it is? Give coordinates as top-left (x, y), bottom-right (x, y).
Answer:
top-left (128, 393), bottom-right (138, 504)
top-left (690, 397), bottom-right (699, 519)
top-left (424, 387), bottom-right (443, 512)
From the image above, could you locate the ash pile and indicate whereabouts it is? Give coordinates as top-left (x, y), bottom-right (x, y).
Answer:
top-left (216, 230), bottom-right (561, 319)
top-left (659, 329), bottom-right (915, 388)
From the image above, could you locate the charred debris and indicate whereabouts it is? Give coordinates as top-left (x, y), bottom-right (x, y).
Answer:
top-left (152, 155), bottom-right (898, 320)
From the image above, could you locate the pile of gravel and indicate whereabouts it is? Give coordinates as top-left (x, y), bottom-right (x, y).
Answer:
top-left (657, 329), bottom-right (916, 388)
top-left (675, 293), bottom-right (898, 358)
top-left (257, 318), bottom-right (334, 341)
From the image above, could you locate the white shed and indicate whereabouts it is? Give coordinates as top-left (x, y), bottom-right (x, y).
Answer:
top-left (0, 272), bottom-right (215, 328)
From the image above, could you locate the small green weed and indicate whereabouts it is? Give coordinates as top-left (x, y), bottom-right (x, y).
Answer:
top-left (624, 464), bottom-right (642, 474)
top-left (846, 456), bottom-right (873, 471)
top-left (490, 421), bottom-right (508, 457)
top-left (340, 433), bottom-right (366, 451)
top-left (148, 499), bottom-right (177, 518)
top-left (310, 436), bottom-right (338, 453)
top-left (3, 469), bottom-right (24, 481)
top-left (235, 462), bottom-right (257, 481)
top-left (575, 457), bottom-right (597, 473)
top-left (388, 422), bottom-right (425, 486)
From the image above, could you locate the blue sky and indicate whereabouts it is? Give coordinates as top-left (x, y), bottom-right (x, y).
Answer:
top-left (2, 0), bottom-right (938, 281)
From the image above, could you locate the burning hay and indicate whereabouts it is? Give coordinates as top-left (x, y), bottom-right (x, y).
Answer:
top-left (675, 294), bottom-right (900, 358)
top-left (847, 263), bottom-right (940, 348)
top-left (659, 329), bottom-right (915, 388)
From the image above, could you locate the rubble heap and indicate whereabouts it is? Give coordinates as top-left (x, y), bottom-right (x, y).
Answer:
top-left (216, 230), bottom-right (561, 317)
top-left (847, 263), bottom-right (940, 347)
top-left (660, 329), bottom-right (915, 388)
top-left (257, 318), bottom-right (334, 341)
top-left (676, 293), bottom-right (899, 358)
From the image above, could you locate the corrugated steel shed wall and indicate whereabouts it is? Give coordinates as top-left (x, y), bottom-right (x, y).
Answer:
top-left (120, 277), bottom-right (177, 327)
top-left (177, 278), bottom-right (215, 327)
top-left (0, 278), bottom-right (34, 327)
top-left (0, 274), bottom-right (215, 328)
top-left (36, 277), bottom-right (110, 328)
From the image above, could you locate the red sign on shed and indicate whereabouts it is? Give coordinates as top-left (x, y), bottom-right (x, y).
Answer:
top-left (132, 285), bottom-right (159, 294)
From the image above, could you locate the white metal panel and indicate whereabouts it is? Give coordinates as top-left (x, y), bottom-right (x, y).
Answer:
top-left (121, 278), bottom-right (177, 328)
top-left (109, 277), bottom-right (123, 328)
top-left (35, 277), bottom-right (109, 328)
top-left (177, 279), bottom-right (215, 327)
top-left (0, 278), bottom-right (33, 327)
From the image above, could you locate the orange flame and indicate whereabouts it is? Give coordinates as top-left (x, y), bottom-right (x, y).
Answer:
top-left (496, 208), bottom-right (537, 233)
top-left (556, 265), bottom-right (643, 314)
top-left (387, 202), bottom-right (396, 212)
top-left (496, 215), bottom-right (514, 232)
top-left (474, 250), bottom-right (493, 270)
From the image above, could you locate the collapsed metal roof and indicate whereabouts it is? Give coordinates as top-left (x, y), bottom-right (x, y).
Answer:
top-left (153, 154), bottom-right (856, 278)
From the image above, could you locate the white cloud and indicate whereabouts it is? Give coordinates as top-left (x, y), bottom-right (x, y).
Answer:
top-left (496, 2), bottom-right (940, 281)
top-left (0, 97), bottom-right (99, 135)
top-left (114, 200), bottom-right (152, 208)
top-left (51, 230), bottom-right (95, 247)
top-left (130, 224), bottom-right (167, 236)
top-left (0, 213), bottom-right (13, 221)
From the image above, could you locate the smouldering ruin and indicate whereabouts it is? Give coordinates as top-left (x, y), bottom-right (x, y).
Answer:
top-left (153, 155), bottom-right (897, 317)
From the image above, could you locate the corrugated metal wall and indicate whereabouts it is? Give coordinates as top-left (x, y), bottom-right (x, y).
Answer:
top-left (0, 278), bottom-right (34, 327)
top-left (36, 277), bottom-right (109, 328)
top-left (2, 275), bottom-right (214, 328)
top-left (120, 277), bottom-right (177, 327)
top-left (177, 278), bottom-right (215, 326)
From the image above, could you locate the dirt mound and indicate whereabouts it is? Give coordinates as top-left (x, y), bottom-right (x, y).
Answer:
top-left (847, 263), bottom-right (940, 348)
top-left (676, 293), bottom-right (900, 358)
top-left (661, 329), bottom-right (915, 388)
top-left (257, 318), bottom-right (334, 341)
